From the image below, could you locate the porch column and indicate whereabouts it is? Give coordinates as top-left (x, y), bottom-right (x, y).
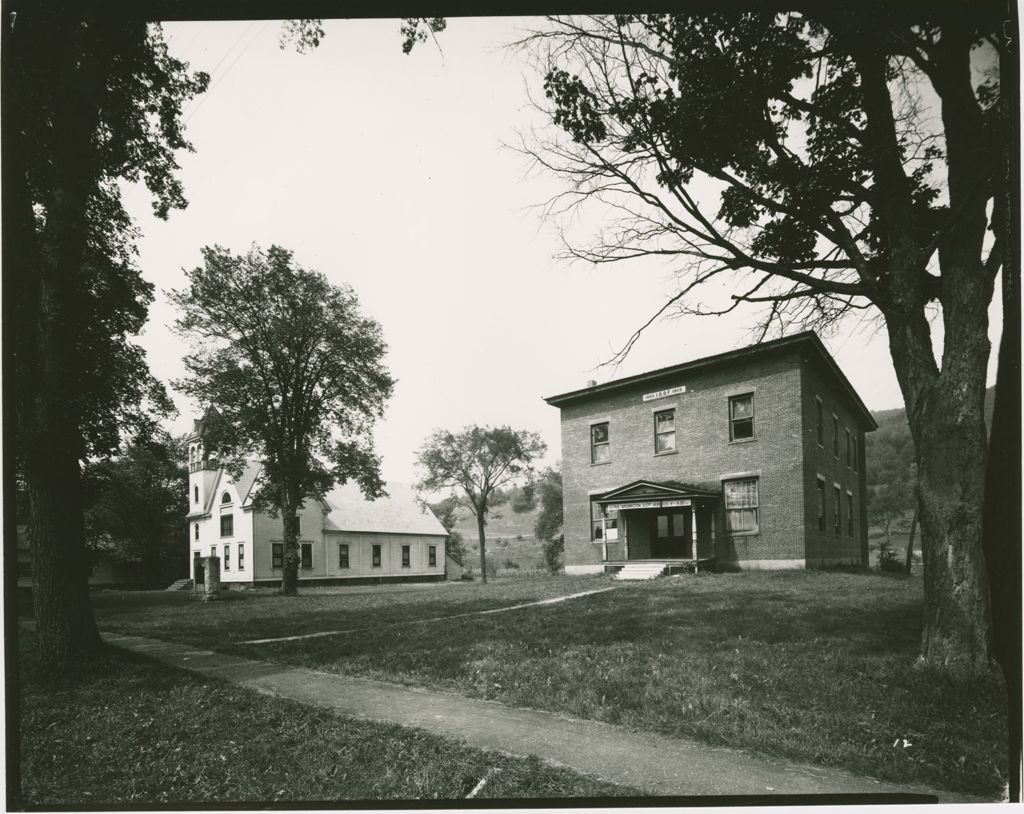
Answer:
top-left (623, 513), bottom-right (629, 561)
top-left (691, 506), bottom-right (698, 571)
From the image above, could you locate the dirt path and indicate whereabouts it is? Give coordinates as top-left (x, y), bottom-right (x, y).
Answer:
top-left (98, 629), bottom-right (988, 803)
top-left (239, 586), bottom-right (619, 645)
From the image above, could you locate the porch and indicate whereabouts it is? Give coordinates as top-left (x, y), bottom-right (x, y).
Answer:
top-left (593, 480), bottom-right (720, 573)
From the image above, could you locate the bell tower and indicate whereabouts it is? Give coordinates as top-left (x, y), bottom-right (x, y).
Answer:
top-left (185, 410), bottom-right (221, 521)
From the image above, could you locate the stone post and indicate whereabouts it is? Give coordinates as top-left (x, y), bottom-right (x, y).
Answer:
top-left (201, 555), bottom-right (220, 601)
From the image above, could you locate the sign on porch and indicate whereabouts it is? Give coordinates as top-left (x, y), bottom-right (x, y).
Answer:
top-left (642, 385), bottom-right (686, 402)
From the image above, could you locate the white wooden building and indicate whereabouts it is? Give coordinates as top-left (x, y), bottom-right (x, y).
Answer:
top-left (186, 420), bottom-right (447, 586)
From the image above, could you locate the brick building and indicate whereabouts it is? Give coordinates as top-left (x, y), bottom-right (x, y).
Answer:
top-left (544, 332), bottom-right (876, 574)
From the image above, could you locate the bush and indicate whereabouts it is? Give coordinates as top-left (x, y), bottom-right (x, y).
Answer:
top-left (542, 535), bottom-right (564, 574)
top-left (875, 540), bottom-right (903, 573)
top-left (502, 558), bottom-right (519, 571)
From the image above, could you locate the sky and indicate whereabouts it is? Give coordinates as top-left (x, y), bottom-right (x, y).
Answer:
top-left (123, 17), bottom-right (1003, 487)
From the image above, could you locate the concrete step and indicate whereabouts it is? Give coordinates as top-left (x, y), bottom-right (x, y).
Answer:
top-left (165, 578), bottom-right (194, 591)
top-left (613, 563), bottom-right (669, 581)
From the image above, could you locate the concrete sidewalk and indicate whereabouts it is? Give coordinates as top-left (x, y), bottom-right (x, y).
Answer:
top-left (100, 630), bottom-right (986, 802)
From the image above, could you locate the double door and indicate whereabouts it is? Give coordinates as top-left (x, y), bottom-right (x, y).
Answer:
top-left (650, 510), bottom-right (692, 558)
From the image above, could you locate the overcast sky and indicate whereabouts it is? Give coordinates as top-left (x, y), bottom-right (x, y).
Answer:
top-left (123, 17), bottom-right (1003, 487)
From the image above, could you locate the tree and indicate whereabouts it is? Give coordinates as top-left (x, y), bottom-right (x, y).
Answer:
top-left (170, 244), bottom-right (394, 595)
top-left (523, 10), bottom-right (1012, 678)
top-left (82, 435), bottom-right (189, 588)
top-left (5, 12), bottom-right (207, 668)
top-left (416, 426), bottom-right (546, 584)
top-left (514, 466), bottom-right (564, 572)
top-left (430, 496), bottom-right (467, 565)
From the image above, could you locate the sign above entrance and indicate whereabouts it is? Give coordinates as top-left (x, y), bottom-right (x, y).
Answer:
top-left (642, 385), bottom-right (686, 402)
top-left (606, 499), bottom-right (692, 512)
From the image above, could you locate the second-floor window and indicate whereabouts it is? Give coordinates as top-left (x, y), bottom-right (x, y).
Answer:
top-left (194, 523), bottom-right (199, 541)
top-left (220, 513), bottom-right (233, 537)
top-left (729, 394), bottom-right (755, 441)
top-left (833, 415), bottom-right (840, 458)
top-left (654, 409), bottom-right (676, 453)
top-left (194, 485), bottom-right (198, 504)
top-left (845, 429), bottom-right (852, 467)
top-left (591, 422), bottom-right (610, 463)
top-left (816, 398), bottom-right (824, 446)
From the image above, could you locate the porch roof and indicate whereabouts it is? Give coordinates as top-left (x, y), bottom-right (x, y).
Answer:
top-left (595, 479), bottom-right (719, 505)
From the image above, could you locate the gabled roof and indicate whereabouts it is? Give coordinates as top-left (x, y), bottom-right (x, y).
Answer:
top-left (323, 482), bottom-right (447, 537)
top-left (234, 461), bottom-right (262, 507)
top-left (543, 331), bottom-right (877, 430)
top-left (598, 480), bottom-right (719, 502)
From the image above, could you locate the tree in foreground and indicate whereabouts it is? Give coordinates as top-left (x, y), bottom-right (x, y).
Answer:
top-left (82, 435), bottom-right (189, 588)
top-left (416, 427), bottom-right (546, 583)
top-left (522, 10), bottom-right (1013, 680)
top-left (5, 11), bottom-right (206, 667)
top-left (171, 245), bottom-right (394, 595)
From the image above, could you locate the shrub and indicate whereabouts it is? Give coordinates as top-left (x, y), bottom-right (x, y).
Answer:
top-left (875, 540), bottom-right (903, 573)
top-left (502, 558), bottom-right (519, 571)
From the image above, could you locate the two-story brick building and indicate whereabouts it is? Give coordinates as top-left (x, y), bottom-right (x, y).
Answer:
top-left (544, 332), bottom-right (876, 574)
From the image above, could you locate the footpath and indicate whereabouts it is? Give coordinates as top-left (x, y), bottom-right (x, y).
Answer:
top-left (101, 630), bottom-right (987, 803)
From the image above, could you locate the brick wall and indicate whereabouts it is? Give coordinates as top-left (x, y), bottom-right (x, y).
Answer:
top-left (558, 349), bottom-right (808, 570)
top-left (799, 356), bottom-right (870, 567)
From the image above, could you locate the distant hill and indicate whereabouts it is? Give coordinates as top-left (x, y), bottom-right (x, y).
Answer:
top-left (448, 488), bottom-right (546, 572)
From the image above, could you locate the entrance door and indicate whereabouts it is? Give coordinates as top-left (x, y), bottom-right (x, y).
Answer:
top-left (651, 510), bottom-right (691, 558)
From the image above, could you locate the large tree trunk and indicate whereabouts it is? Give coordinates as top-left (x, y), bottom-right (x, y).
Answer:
top-left (476, 511), bottom-right (488, 584)
top-left (6, 12), bottom-right (109, 668)
top-left (279, 483), bottom-right (300, 595)
top-left (911, 386), bottom-right (992, 677)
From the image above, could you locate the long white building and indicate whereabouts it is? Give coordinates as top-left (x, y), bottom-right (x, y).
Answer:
top-left (185, 418), bottom-right (448, 586)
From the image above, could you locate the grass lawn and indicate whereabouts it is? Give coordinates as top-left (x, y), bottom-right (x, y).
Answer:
top-left (89, 570), bottom-right (1008, 798)
top-left (15, 633), bottom-right (637, 805)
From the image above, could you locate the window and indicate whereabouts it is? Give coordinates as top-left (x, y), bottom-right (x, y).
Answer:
top-left (852, 436), bottom-right (858, 471)
top-left (590, 422), bottom-right (610, 463)
top-left (223, 545), bottom-right (230, 571)
top-left (833, 485), bottom-right (842, 534)
top-left (845, 429), bottom-right (852, 467)
top-left (816, 399), bottom-right (824, 446)
top-left (833, 415), bottom-right (840, 458)
top-left (372, 544), bottom-right (381, 567)
top-left (194, 522), bottom-right (199, 541)
top-left (296, 517), bottom-right (302, 536)
top-left (428, 545), bottom-right (437, 567)
top-left (238, 543), bottom-right (245, 570)
top-left (301, 543), bottom-right (312, 569)
top-left (817, 478), bottom-right (826, 532)
top-left (194, 485), bottom-right (199, 504)
top-left (220, 513), bottom-right (233, 537)
top-left (590, 500), bottom-right (617, 541)
top-left (339, 543), bottom-right (349, 569)
top-left (723, 478), bottom-right (759, 533)
top-left (846, 492), bottom-right (854, 536)
top-left (209, 546), bottom-right (215, 557)
top-left (402, 545), bottom-right (411, 568)
top-left (272, 543), bottom-right (283, 568)
top-left (654, 409), bottom-right (676, 453)
top-left (221, 491), bottom-right (231, 504)
top-left (729, 394), bottom-right (755, 441)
